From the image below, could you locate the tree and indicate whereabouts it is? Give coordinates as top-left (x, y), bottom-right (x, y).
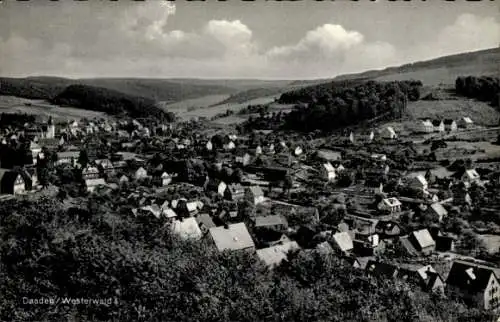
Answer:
top-left (78, 149), bottom-right (89, 168)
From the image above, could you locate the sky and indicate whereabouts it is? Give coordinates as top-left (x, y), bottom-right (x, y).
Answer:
top-left (0, 0), bottom-right (498, 79)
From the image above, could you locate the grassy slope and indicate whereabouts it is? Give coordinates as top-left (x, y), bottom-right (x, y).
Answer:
top-left (335, 47), bottom-right (500, 85)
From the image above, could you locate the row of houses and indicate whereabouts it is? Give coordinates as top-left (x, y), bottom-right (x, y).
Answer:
top-left (419, 117), bottom-right (473, 133)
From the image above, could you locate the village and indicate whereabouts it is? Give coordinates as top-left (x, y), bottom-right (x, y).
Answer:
top-left (1, 109), bottom-right (500, 313)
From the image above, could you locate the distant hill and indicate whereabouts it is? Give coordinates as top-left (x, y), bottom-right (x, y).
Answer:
top-left (0, 77), bottom-right (238, 103)
top-left (51, 85), bottom-right (174, 121)
top-left (335, 47), bottom-right (500, 85)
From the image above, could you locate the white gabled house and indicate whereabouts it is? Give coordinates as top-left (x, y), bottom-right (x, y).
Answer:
top-left (378, 197), bottom-right (402, 213)
top-left (382, 127), bottom-right (397, 140)
top-left (321, 162), bottom-right (336, 182)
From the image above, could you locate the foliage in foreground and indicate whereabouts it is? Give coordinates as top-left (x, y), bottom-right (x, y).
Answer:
top-left (0, 198), bottom-right (495, 322)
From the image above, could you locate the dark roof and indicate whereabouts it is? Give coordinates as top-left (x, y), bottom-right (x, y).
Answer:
top-left (443, 119), bottom-right (455, 125)
top-left (365, 260), bottom-right (398, 278)
top-left (0, 169), bottom-right (23, 194)
top-left (399, 236), bottom-right (419, 256)
top-left (446, 260), bottom-right (499, 293)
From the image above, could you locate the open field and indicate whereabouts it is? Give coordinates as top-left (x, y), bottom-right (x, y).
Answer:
top-left (175, 95), bottom-right (277, 121)
top-left (436, 141), bottom-right (500, 161)
top-left (407, 99), bottom-right (500, 126)
top-left (159, 94), bottom-right (230, 112)
top-left (0, 95), bottom-right (106, 121)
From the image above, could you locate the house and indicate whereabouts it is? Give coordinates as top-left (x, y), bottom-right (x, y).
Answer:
top-left (209, 223), bottom-right (255, 252)
top-left (255, 145), bottom-right (263, 155)
top-left (375, 221), bottom-right (401, 238)
top-left (171, 217), bottom-right (203, 240)
top-left (254, 215), bottom-right (288, 232)
top-left (432, 120), bottom-right (445, 132)
top-left (206, 141), bottom-right (213, 151)
top-left (0, 169), bottom-right (26, 195)
top-left (225, 184), bottom-right (246, 201)
top-left (444, 119), bottom-right (458, 132)
top-left (224, 141), bottom-right (236, 151)
top-left (56, 151), bottom-right (80, 167)
top-left (330, 232), bottom-right (354, 255)
top-left (401, 229), bottom-right (435, 256)
top-left (371, 153), bottom-right (387, 161)
top-left (321, 162), bottom-right (336, 182)
top-left (119, 175), bottom-right (129, 185)
top-left (397, 264), bottom-right (445, 293)
top-left (425, 202), bottom-right (448, 222)
top-left (381, 126), bottom-right (397, 140)
top-left (195, 213), bottom-right (215, 234)
top-left (458, 117), bottom-right (473, 128)
top-left (420, 120), bottom-right (434, 133)
top-left (257, 241), bottom-right (300, 268)
top-left (462, 169), bottom-right (480, 184)
top-left (275, 153), bottom-right (292, 167)
top-left (162, 207), bottom-right (177, 221)
top-left (85, 178), bottom-right (106, 193)
top-left (160, 172), bottom-right (172, 186)
top-left (365, 260), bottom-right (399, 279)
top-left (409, 175), bottom-right (428, 191)
top-left (82, 166), bottom-right (100, 180)
top-left (95, 159), bottom-right (114, 175)
top-left (453, 189), bottom-right (472, 206)
top-left (246, 186), bottom-right (265, 205)
top-left (139, 204), bottom-right (162, 219)
top-left (317, 149), bottom-right (342, 162)
top-left (134, 167), bottom-right (148, 181)
top-left (235, 151), bottom-right (252, 166)
top-left (378, 197), bottom-right (402, 213)
top-left (29, 142), bottom-right (42, 165)
top-left (446, 260), bottom-right (500, 310)
top-left (294, 146), bottom-right (303, 156)
top-left (204, 177), bottom-right (227, 196)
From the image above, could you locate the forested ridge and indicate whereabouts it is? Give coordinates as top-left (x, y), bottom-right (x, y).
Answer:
top-left (0, 198), bottom-right (494, 321)
top-left (455, 76), bottom-right (499, 107)
top-left (51, 85), bottom-right (174, 121)
top-left (277, 80), bottom-right (422, 132)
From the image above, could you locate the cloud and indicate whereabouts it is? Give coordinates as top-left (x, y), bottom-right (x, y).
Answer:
top-left (404, 13), bottom-right (500, 62)
top-left (0, 4), bottom-right (498, 79)
top-left (265, 24), bottom-right (397, 77)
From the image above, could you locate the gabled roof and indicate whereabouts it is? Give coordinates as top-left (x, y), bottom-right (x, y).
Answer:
top-left (446, 260), bottom-right (499, 293)
top-left (255, 215), bottom-right (288, 228)
top-left (432, 120), bottom-right (443, 126)
top-left (382, 197), bottom-right (402, 207)
top-left (209, 223), bottom-right (255, 252)
top-left (411, 229), bottom-right (435, 249)
top-left (323, 162), bottom-right (335, 173)
top-left (57, 151), bottom-right (80, 159)
top-left (443, 119), bottom-right (456, 125)
top-left (399, 235), bottom-right (419, 256)
top-left (428, 202), bottom-right (448, 217)
top-left (85, 178), bottom-right (106, 187)
top-left (462, 117), bottom-right (473, 123)
top-left (257, 241), bottom-right (300, 267)
top-left (332, 232), bottom-right (354, 252)
top-left (195, 213), bottom-right (215, 229)
top-left (422, 120), bottom-right (433, 127)
top-left (248, 186), bottom-right (264, 197)
top-left (414, 175), bottom-right (428, 186)
top-left (464, 169), bottom-right (480, 180)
